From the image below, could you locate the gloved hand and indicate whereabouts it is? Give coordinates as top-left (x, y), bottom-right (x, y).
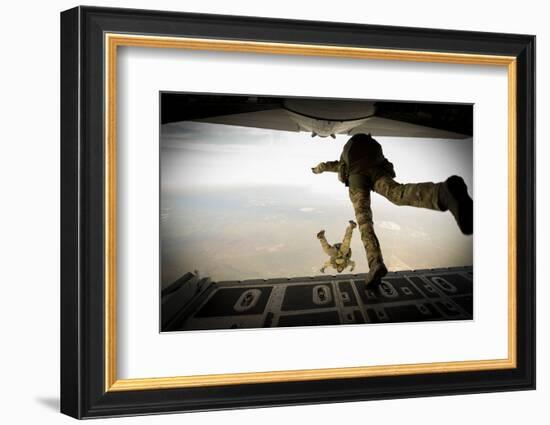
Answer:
top-left (311, 163), bottom-right (324, 174)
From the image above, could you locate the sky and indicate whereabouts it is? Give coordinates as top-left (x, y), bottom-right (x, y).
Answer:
top-left (160, 121), bottom-right (473, 288)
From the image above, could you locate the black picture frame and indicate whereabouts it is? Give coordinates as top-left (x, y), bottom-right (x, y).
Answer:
top-left (61, 6), bottom-right (535, 419)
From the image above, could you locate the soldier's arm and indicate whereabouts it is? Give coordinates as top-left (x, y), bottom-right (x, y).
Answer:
top-left (320, 260), bottom-right (332, 273)
top-left (312, 160), bottom-right (340, 174)
top-left (348, 260), bottom-right (355, 272)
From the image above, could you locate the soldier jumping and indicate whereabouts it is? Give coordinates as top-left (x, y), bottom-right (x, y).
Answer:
top-left (317, 220), bottom-right (357, 274)
top-left (312, 133), bottom-right (473, 288)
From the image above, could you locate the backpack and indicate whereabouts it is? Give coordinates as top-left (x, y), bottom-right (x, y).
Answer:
top-left (338, 133), bottom-right (395, 188)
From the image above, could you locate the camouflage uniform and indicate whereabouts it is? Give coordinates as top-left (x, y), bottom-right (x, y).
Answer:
top-left (318, 222), bottom-right (356, 273)
top-left (312, 134), bottom-right (447, 281)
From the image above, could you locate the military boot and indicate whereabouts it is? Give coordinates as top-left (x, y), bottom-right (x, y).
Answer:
top-left (438, 176), bottom-right (473, 235)
top-left (364, 260), bottom-right (388, 287)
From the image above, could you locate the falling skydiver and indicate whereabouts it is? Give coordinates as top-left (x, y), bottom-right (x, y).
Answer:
top-left (317, 220), bottom-right (357, 274)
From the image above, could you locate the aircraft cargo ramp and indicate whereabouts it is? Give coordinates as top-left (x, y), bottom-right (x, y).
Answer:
top-left (161, 266), bottom-right (473, 332)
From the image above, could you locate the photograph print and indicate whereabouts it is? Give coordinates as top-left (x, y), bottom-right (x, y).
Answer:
top-left (159, 93), bottom-right (474, 332)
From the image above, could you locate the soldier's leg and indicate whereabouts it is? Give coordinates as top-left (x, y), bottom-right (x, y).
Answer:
top-left (373, 175), bottom-right (442, 210)
top-left (317, 230), bottom-right (337, 257)
top-left (348, 188), bottom-right (388, 286)
top-left (373, 175), bottom-right (473, 234)
top-left (339, 220), bottom-right (357, 255)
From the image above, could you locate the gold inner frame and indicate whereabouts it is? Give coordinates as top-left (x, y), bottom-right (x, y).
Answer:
top-left (104, 33), bottom-right (517, 392)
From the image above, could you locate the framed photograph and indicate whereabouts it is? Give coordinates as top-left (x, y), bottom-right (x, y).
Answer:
top-left (60, 6), bottom-right (535, 419)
